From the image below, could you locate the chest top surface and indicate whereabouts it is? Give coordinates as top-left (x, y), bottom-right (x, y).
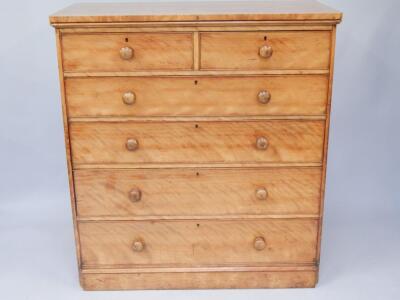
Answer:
top-left (49, 0), bottom-right (342, 24)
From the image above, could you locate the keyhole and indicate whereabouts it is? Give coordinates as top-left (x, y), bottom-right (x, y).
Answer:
top-left (194, 80), bottom-right (198, 85)
top-left (264, 36), bottom-right (267, 41)
top-left (196, 172), bottom-right (200, 176)
top-left (196, 223), bottom-right (200, 227)
top-left (125, 37), bottom-right (129, 42)
top-left (195, 124), bottom-right (199, 128)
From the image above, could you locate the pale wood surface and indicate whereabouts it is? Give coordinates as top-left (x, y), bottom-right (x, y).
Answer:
top-left (65, 75), bottom-right (328, 117)
top-left (80, 270), bottom-right (317, 290)
top-left (49, 1), bottom-right (342, 24)
top-left (62, 33), bottom-right (193, 72)
top-left (201, 31), bottom-right (331, 70)
top-left (79, 219), bottom-right (318, 266)
top-left (315, 25), bottom-right (337, 268)
top-left (64, 70), bottom-right (330, 77)
top-left (55, 30), bottom-right (82, 269)
top-left (69, 120), bottom-right (325, 165)
top-left (51, 1), bottom-right (341, 290)
top-left (74, 167), bottom-right (321, 217)
top-left (74, 162), bottom-right (323, 170)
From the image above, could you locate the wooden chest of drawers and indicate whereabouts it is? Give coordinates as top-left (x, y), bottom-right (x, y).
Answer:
top-left (50, 1), bottom-right (341, 290)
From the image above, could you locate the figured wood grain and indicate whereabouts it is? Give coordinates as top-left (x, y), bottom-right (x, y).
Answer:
top-left (316, 25), bottom-right (337, 269)
top-left (55, 30), bottom-right (82, 269)
top-left (51, 1), bottom-right (341, 290)
top-left (79, 219), bottom-right (318, 266)
top-left (62, 33), bottom-right (193, 72)
top-left (201, 31), bottom-right (331, 70)
top-left (74, 167), bottom-right (322, 218)
top-left (65, 75), bottom-right (328, 117)
top-left (59, 24), bottom-right (333, 32)
top-left (69, 120), bottom-right (325, 165)
top-left (80, 270), bottom-right (317, 290)
top-left (74, 162), bottom-right (323, 170)
top-left (49, 1), bottom-right (342, 24)
top-left (64, 70), bottom-right (330, 77)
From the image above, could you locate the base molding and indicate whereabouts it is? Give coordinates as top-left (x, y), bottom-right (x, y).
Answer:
top-left (80, 268), bottom-right (318, 290)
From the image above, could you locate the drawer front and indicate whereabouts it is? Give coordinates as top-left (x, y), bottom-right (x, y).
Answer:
top-left (69, 120), bottom-right (324, 165)
top-left (79, 219), bottom-right (318, 266)
top-left (62, 33), bottom-right (193, 72)
top-left (65, 75), bottom-right (328, 117)
top-left (200, 31), bottom-right (330, 70)
top-left (75, 168), bottom-right (322, 217)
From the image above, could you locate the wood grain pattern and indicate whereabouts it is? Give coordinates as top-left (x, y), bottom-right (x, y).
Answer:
top-left (55, 30), bottom-right (82, 269)
top-left (65, 75), bottom-right (328, 117)
top-left (74, 167), bottom-right (322, 218)
top-left (201, 31), bottom-right (331, 70)
top-left (79, 219), bottom-right (318, 267)
top-left (80, 270), bottom-right (317, 290)
top-left (69, 120), bottom-right (325, 165)
top-left (62, 33), bottom-right (193, 72)
top-left (49, 1), bottom-right (342, 24)
top-left (316, 25), bottom-right (337, 270)
top-left (51, 1), bottom-right (341, 290)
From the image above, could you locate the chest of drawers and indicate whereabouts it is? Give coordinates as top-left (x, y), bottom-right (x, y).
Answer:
top-left (50, 1), bottom-right (341, 290)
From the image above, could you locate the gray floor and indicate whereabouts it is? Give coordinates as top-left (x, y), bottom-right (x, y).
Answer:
top-left (1, 192), bottom-right (399, 300)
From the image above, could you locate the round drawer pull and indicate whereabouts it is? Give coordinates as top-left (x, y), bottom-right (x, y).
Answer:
top-left (129, 188), bottom-right (142, 202)
top-left (259, 45), bottom-right (273, 58)
top-left (126, 138), bottom-right (139, 151)
top-left (256, 136), bottom-right (268, 150)
top-left (255, 187), bottom-right (268, 200)
top-left (254, 237), bottom-right (266, 251)
top-left (122, 91), bottom-right (136, 105)
top-left (132, 240), bottom-right (145, 252)
top-left (258, 90), bottom-right (271, 104)
top-left (120, 46), bottom-right (134, 60)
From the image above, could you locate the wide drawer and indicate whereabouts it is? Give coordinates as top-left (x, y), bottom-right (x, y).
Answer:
top-left (69, 120), bottom-right (325, 165)
top-left (79, 219), bottom-right (318, 267)
top-left (61, 33), bottom-right (193, 72)
top-left (200, 31), bottom-right (330, 70)
top-left (65, 75), bottom-right (328, 117)
top-left (75, 167), bottom-right (321, 217)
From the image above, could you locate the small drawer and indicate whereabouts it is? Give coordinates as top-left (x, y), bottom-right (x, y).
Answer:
top-left (74, 168), bottom-right (322, 217)
top-left (61, 33), bottom-right (193, 72)
top-left (65, 75), bottom-right (328, 117)
top-left (79, 219), bottom-right (318, 267)
top-left (200, 31), bottom-right (331, 70)
top-left (69, 120), bottom-right (325, 165)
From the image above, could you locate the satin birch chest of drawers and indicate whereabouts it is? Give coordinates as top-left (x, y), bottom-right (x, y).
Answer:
top-left (50, 1), bottom-right (342, 290)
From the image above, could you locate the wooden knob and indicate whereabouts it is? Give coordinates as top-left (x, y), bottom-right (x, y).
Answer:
top-left (132, 240), bottom-right (145, 252)
top-left (259, 45), bottom-right (273, 58)
top-left (129, 188), bottom-right (142, 202)
top-left (122, 91), bottom-right (136, 105)
top-left (256, 137), bottom-right (268, 150)
top-left (258, 90), bottom-right (271, 104)
top-left (120, 46), bottom-right (134, 60)
top-left (254, 237), bottom-right (266, 251)
top-left (126, 138), bottom-right (139, 151)
top-left (255, 188), bottom-right (268, 200)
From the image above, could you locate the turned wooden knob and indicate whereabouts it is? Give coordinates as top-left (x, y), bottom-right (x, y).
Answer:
top-left (258, 90), bottom-right (271, 104)
top-left (255, 188), bottom-right (268, 200)
top-left (259, 45), bottom-right (273, 58)
top-left (254, 237), bottom-right (266, 251)
top-left (256, 136), bottom-right (268, 150)
top-left (122, 91), bottom-right (136, 105)
top-left (132, 240), bottom-right (145, 252)
top-left (129, 188), bottom-right (142, 202)
top-left (120, 46), bottom-right (134, 60)
top-left (126, 138), bottom-right (139, 151)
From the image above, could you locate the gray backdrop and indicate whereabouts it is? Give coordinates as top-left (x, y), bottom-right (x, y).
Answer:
top-left (0, 0), bottom-right (399, 299)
